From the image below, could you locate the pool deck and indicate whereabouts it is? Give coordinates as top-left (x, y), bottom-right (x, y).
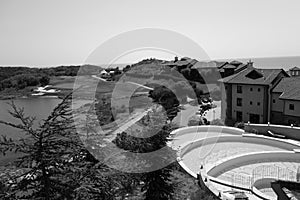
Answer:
top-left (171, 126), bottom-right (300, 200)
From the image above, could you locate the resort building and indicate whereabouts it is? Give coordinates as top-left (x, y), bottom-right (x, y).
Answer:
top-left (220, 65), bottom-right (289, 125)
top-left (271, 76), bottom-right (300, 126)
top-left (289, 66), bottom-right (300, 77)
top-left (218, 60), bottom-right (250, 77)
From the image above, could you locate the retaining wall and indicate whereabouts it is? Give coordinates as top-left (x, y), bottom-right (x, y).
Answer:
top-left (245, 123), bottom-right (300, 141)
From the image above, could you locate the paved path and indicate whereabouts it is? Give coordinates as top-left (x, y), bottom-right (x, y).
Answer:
top-left (173, 104), bottom-right (198, 127)
top-left (173, 101), bottom-right (222, 127)
top-left (91, 75), bottom-right (108, 82)
top-left (205, 101), bottom-right (221, 121)
top-left (104, 108), bottom-right (151, 142)
top-left (91, 75), bottom-right (153, 91)
top-left (125, 81), bottom-right (153, 90)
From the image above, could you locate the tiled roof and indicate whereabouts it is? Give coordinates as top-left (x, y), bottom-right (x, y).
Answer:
top-left (235, 64), bottom-right (248, 72)
top-left (230, 60), bottom-right (243, 66)
top-left (192, 61), bottom-right (219, 69)
top-left (289, 66), bottom-right (300, 71)
top-left (163, 58), bottom-right (197, 67)
top-left (273, 76), bottom-right (300, 100)
top-left (222, 64), bottom-right (236, 69)
top-left (219, 67), bottom-right (285, 85)
top-left (217, 62), bottom-right (248, 72)
top-left (281, 90), bottom-right (300, 101)
top-left (215, 61), bottom-right (228, 69)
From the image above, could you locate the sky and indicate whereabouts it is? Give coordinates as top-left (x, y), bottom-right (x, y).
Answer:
top-left (1, 0), bottom-right (300, 67)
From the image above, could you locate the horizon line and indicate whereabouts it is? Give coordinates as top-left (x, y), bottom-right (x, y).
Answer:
top-left (1, 55), bottom-right (300, 68)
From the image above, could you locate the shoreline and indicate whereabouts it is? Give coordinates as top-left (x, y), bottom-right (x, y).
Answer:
top-left (0, 91), bottom-right (66, 100)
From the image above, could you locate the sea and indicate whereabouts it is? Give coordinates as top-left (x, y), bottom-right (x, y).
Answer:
top-left (216, 56), bottom-right (300, 71)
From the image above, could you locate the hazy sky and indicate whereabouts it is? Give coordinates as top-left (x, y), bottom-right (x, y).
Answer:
top-left (1, 0), bottom-right (300, 67)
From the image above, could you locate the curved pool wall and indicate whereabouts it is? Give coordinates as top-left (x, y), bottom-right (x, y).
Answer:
top-left (245, 123), bottom-right (300, 141)
top-left (207, 151), bottom-right (300, 177)
top-left (171, 125), bottom-right (245, 137)
top-left (171, 125), bottom-right (244, 149)
top-left (253, 178), bottom-right (276, 192)
top-left (172, 125), bottom-right (300, 200)
top-left (179, 134), bottom-right (300, 158)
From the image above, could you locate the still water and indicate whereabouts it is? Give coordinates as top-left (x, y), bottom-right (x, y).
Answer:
top-left (0, 97), bottom-right (92, 165)
top-left (0, 97), bottom-right (62, 165)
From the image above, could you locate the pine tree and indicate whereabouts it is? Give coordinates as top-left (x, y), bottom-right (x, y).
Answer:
top-left (0, 95), bottom-right (83, 199)
top-left (113, 109), bottom-right (177, 200)
top-left (0, 94), bottom-right (142, 200)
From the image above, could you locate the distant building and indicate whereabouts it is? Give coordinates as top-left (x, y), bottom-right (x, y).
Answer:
top-left (99, 67), bottom-right (121, 79)
top-left (220, 65), bottom-right (289, 125)
top-left (100, 69), bottom-right (110, 78)
top-left (289, 66), bottom-right (300, 76)
top-left (217, 60), bottom-right (250, 77)
top-left (271, 76), bottom-right (300, 126)
top-left (100, 69), bottom-right (108, 75)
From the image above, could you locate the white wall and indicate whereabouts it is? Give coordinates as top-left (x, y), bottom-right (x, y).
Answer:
top-left (232, 84), bottom-right (266, 123)
top-left (284, 100), bottom-right (300, 117)
top-left (244, 123), bottom-right (300, 140)
top-left (271, 93), bottom-right (284, 112)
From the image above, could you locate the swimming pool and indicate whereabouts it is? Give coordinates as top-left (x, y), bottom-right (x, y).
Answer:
top-left (171, 125), bottom-right (300, 200)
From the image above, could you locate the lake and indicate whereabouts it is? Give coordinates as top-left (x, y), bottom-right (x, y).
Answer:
top-left (0, 97), bottom-right (93, 166)
top-left (0, 97), bottom-right (63, 165)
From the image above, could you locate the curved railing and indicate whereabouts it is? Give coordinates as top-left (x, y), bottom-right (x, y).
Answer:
top-left (253, 165), bottom-right (297, 183)
top-left (207, 151), bottom-right (300, 177)
top-left (173, 125), bottom-right (300, 200)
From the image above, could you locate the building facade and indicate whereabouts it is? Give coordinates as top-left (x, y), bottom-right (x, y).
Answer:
top-left (289, 66), bottom-right (300, 77)
top-left (271, 77), bottom-right (300, 126)
top-left (220, 66), bottom-right (289, 125)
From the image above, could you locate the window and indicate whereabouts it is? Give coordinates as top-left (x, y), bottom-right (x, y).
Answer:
top-left (250, 88), bottom-right (253, 91)
top-left (258, 88), bottom-right (261, 92)
top-left (257, 102), bottom-right (261, 106)
top-left (289, 104), bottom-right (295, 110)
top-left (237, 98), bottom-right (242, 106)
top-left (237, 85), bottom-right (242, 93)
top-left (250, 101), bottom-right (253, 105)
top-left (273, 99), bottom-right (276, 103)
top-left (236, 111), bottom-right (243, 122)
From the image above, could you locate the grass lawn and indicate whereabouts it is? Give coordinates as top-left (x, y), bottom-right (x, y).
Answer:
top-left (50, 76), bottom-right (76, 89)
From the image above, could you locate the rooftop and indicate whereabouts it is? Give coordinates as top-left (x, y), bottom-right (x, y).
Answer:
top-left (220, 67), bottom-right (287, 85)
top-left (290, 66), bottom-right (300, 71)
top-left (229, 60), bottom-right (243, 66)
top-left (163, 57), bottom-right (197, 67)
top-left (273, 76), bottom-right (300, 100)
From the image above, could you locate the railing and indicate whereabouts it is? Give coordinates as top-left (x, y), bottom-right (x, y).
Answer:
top-left (218, 171), bottom-right (252, 189)
top-left (252, 165), bottom-right (297, 183)
top-left (216, 164), bottom-right (297, 190)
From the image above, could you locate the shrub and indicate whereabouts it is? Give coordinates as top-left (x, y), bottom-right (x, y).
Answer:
top-left (234, 122), bottom-right (245, 129)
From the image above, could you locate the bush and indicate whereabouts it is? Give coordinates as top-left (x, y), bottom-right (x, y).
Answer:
top-left (149, 86), bottom-right (179, 120)
top-left (234, 122), bottom-right (245, 129)
top-left (210, 89), bottom-right (221, 101)
top-left (188, 115), bottom-right (205, 126)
